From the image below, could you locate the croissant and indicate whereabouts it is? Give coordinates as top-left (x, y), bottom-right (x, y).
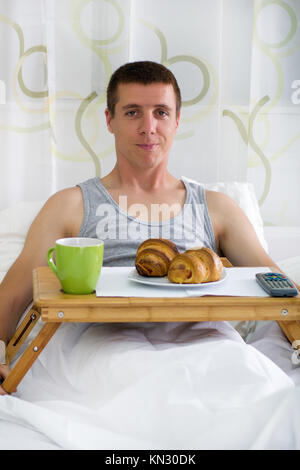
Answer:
top-left (135, 238), bottom-right (179, 277)
top-left (167, 247), bottom-right (223, 284)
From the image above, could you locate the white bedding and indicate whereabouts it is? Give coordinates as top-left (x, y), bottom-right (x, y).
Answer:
top-left (1, 195), bottom-right (300, 450)
top-left (0, 318), bottom-right (299, 450)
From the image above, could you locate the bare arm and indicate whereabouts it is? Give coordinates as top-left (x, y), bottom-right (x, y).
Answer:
top-left (206, 190), bottom-right (282, 271)
top-left (0, 187), bottom-right (83, 391)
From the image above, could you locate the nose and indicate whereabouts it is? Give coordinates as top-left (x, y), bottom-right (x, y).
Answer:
top-left (138, 112), bottom-right (156, 135)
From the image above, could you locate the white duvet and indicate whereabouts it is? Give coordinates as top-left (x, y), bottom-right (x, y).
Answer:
top-left (1, 315), bottom-right (300, 450)
top-left (1, 201), bottom-right (300, 450)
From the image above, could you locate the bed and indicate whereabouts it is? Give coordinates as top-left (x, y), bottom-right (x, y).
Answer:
top-left (0, 182), bottom-right (300, 450)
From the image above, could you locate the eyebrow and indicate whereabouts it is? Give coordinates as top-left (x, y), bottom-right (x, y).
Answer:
top-left (121, 104), bottom-right (172, 111)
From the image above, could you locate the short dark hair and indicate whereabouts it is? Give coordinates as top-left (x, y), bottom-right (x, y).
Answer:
top-left (106, 61), bottom-right (181, 117)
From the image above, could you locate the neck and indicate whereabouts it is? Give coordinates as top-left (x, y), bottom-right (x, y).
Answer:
top-left (101, 162), bottom-right (177, 193)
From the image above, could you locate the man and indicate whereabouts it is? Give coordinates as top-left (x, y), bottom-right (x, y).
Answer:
top-left (0, 61), bottom-right (281, 393)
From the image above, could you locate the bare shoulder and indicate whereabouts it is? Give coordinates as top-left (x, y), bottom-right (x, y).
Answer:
top-left (205, 190), bottom-right (239, 245)
top-left (205, 189), bottom-right (237, 211)
top-left (205, 189), bottom-right (277, 267)
top-left (205, 189), bottom-right (246, 227)
top-left (21, 186), bottom-right (84, 259)
top-left (44, 186), bottom-right (83, 213)
top-left (0, 186), bottom-right (84, 308)
top-left (39, 186), bottom-right (84, 237)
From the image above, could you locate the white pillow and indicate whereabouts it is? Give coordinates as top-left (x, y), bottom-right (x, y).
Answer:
top-left (278, 256), bottom-right (300, 285)
top-left (0, 201), bottom-right (45, 271)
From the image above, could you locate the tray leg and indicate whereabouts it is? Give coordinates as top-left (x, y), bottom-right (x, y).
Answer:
top-left (5, 307), bottom-right (41, 364)
top-left (2, 322), bottom-right (61, 394)
top-left (277, 320), bottom-right (300, 348)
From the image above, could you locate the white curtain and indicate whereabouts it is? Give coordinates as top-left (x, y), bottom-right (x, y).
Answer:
top-left (0, 0), bottom-right (299, 228)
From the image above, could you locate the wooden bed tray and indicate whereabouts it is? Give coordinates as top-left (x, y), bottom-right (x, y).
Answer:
top-left (2, 261), bottom-right (300, 394)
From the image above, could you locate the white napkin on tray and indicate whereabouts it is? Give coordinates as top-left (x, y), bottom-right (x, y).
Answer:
top-left (96, 266), bottom-right (271, 297)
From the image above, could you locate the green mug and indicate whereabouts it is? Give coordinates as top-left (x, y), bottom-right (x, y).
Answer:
top-left (47, 237), bottom-right (104, 294)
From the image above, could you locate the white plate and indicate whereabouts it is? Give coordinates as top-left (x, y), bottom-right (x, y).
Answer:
top-left (128, 268), bottom-right (227, 288)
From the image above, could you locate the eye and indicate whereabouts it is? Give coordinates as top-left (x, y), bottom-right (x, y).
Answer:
top-left (125, 110), bottom-right (138, 117)
top-left (156, 109), bottom-right (168, 118)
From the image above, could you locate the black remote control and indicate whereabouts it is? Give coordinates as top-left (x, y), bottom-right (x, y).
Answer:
top-left (256, 272), bottom-right (299, 297)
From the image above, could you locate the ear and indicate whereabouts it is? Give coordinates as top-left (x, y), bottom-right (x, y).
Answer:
top-left (175, 111), bottom-right (180, 131)
top-left (105, 108), bottom-right (114, 134)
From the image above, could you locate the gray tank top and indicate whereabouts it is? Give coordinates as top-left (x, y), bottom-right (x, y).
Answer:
top-left (77, 176), bottom-right (216, 267)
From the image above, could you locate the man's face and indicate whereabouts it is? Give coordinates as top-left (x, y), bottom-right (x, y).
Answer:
top-left (105, 82), bottom-right (180, 171)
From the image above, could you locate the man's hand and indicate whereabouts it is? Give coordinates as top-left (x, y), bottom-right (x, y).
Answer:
top-left (0, 364), bottom-right (13, 395)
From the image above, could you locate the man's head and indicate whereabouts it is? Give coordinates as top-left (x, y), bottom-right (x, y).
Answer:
top-left (106, 61), bottom-right (181, 118)
top-left (105, 61), bottom-right (181, 172)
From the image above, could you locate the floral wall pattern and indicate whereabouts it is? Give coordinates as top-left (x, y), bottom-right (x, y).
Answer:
top-left (0, 0), bottom-right (299, 228)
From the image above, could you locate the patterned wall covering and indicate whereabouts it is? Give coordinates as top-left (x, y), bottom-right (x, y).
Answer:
top-left (0, 0), bottom-right (299, 228)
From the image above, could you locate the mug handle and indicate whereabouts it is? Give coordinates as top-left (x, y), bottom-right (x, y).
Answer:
top-left (47, 247), bottom-right (58, 278)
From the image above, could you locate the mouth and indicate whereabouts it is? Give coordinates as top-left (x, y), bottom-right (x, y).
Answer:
top-left (136, 143), bottom-right (159, 151)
